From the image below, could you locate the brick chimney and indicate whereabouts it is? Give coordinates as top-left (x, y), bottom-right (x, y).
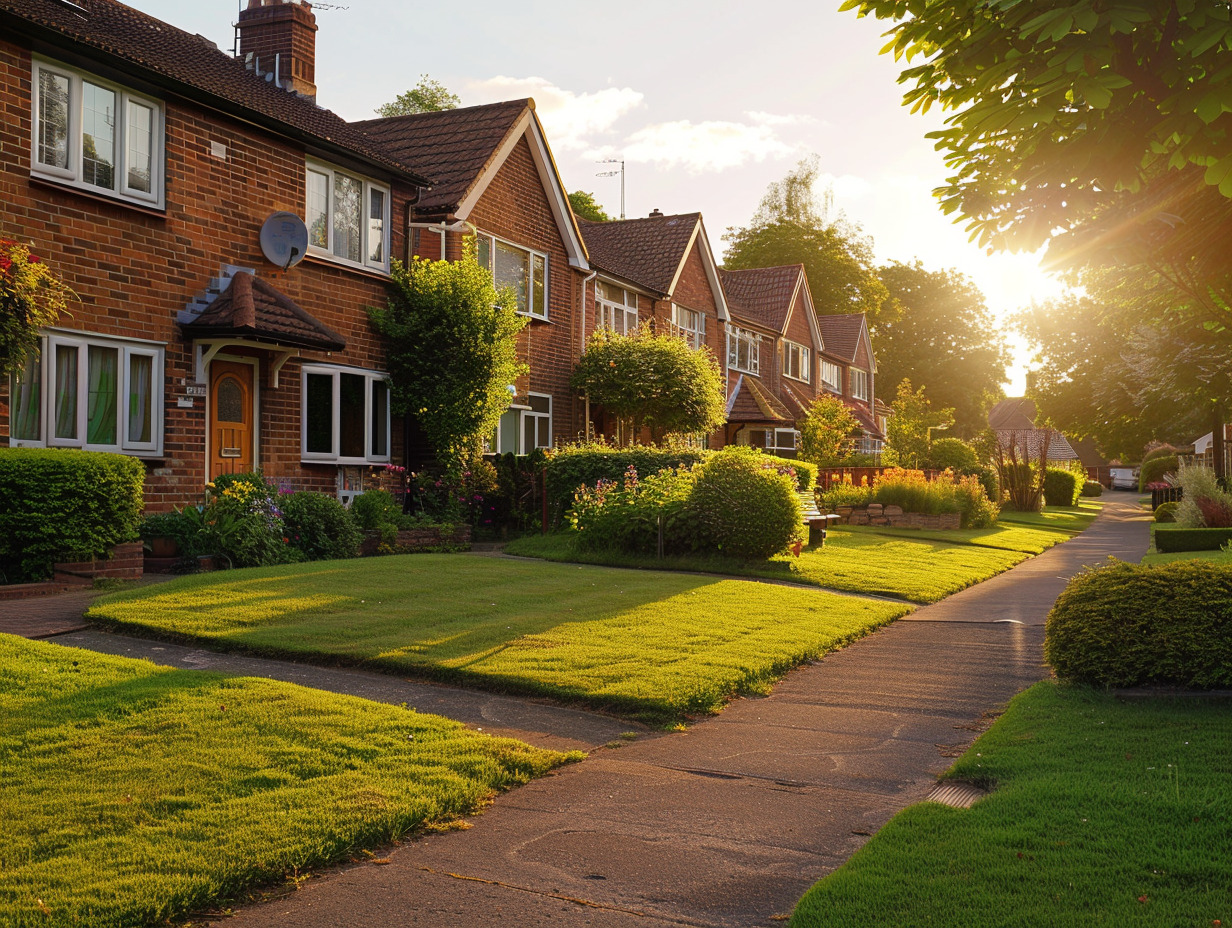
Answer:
top-left (648, 208), bottom-right (664, 218)
top-left (236, 0), bottom-right (318, 100)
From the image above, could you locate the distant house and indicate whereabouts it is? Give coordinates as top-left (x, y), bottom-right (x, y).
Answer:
top-left (988, 398), bottom-right (1079, 461)
top-left (816, 314), bottom-right (885, 455)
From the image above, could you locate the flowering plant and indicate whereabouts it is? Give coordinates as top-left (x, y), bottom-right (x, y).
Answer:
top-left (0, 238), bottom-right (75, 378)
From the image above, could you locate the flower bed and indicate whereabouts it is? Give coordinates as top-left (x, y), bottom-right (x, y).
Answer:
top-left (831, 504), bottom-right (962, 530)
top-left (360, 524), bottom-right (471, 556)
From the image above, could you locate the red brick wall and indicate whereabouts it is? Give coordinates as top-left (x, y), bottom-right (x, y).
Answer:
top-left (782, 287), bottom-right (819, 403)
top-left (0, 38), bottom-right (413, 510)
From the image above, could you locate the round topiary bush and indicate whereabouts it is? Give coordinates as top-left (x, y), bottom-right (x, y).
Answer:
top-left (281, 491), bottom-right (361, 561)
top-left (687, 450), bottom-right (803, 559)
top-left (1043, 467), bottom-right (1083, 507)
top-left (1044, 560), bottom-right (1232, 689)
top-left (929, 437), bottom-right (979, 472)
top-left (1154, 501), bottom-right (1179, 523)
top-left (1081, 479), bottom-right (1103, 497)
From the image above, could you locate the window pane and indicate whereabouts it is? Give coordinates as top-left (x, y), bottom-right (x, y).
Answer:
top-left (307, 169), bottom-right (329, 248)
top-left (494, 241), bottom-right (528, 312)
top-left (339, 372), bottom-right (365, 458)
top-left (82, 82), bottom-right (116, 190)
top-left (476, 235), bottom-right (491, 271)
top-left (87, 345), bottom-right (118, 445)
top-left (531, 254), bottom-right (545, 316)
top-left (305, 373), bottom-right (333, 454)
top-left (127, 353), bottom-right (152, 444)
top-left (498, 409), bottom-right (518, 454)
top-left (11, 352), bottom-right (42, 441)
top-left (216, 376), bottom-right (244, 424)
top-left (54, 344), bottom-right (78, 440)
top-left (37, 70), bottom-right (70, 170)
top-left (333, 173), bottom-right (362, 262)
top-left (370, 379), bottom-right (389, 458)
top-left (537, 416), bottom-right (549, 448)
top-left (126, 100), bottom-right (153, 193)
top-left (368, 188), bottom-right (386, 264)
top-left (523, 415), bottom-right (536, 455)
top-left (528, 395), bottom-right (550, 414)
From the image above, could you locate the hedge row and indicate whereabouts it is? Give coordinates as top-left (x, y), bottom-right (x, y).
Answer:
top-left (1043, 467), bottom-right (1082, 507)
top-left (0, 448), bottom-right (145, 581)
top-left (1153, 526), bottom-right (1232, 552)
top-left (1045, 560), bottom-right (1232, 688)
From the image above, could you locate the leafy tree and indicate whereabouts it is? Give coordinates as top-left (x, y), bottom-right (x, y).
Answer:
top-left (568, 191), bottom-right (611, 222)
top-left (0, 239), bottom-right (74, 378)
top-left (375, 75), bottom-right (459, 117)
top-left (724, 157), bottom-right (890, 322)
top-left (883, 379), bottom-right (954, 469)
top-left (799, 394), bottom-right (861, 466)
top-left (873, 261), bottom-right (1009, 437)
top-left (571, 330), bottom-right (726, 443)
top-left (369, 255), bottom-right (526, 466)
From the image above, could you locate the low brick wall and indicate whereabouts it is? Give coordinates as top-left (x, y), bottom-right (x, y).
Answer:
top-left (360, 524), bottom-right (472, 556)
top-left (1, 541), bottom-right (144, 600)
top-left (832, 504), bottom-right (961, 530)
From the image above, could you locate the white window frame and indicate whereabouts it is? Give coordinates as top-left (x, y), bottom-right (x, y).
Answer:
top-left (727, 327), bottom-right (760, 375)
top-left (821, 359), bottom-right (842, 393)
top-left (596, 281), bottom-right (639, 334)
top-left (305, 159), bottom-right (391, 273)
top-left (30, 58), bottom-right (165, 208)
top-left (301, 364), bottom-right (392, 464)
top-left (9, 330), bottom-right (165, 456)
top-left (765, 428), bottom-right (799, 453)
top-left (671, 304), bottom-right (705, 350)
top-left (522, 392), bottom-right (552, 452)
top-left (491, 394), bottom-right (553, 455)
top-left (782, 340), bottom-right (811, 383)
top-left (475, 232), bottom-right (549, 319)
top-left (851, 367), bottom-right (871, 402)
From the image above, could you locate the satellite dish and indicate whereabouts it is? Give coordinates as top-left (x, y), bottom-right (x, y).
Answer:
top-left (259, 212), bottom-right (309, 269)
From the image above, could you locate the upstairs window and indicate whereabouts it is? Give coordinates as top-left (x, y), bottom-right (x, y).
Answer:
top-left (782, 340), bottom-right (810, 382)
top-left (727, 327), bottom-right (760, 375)
top-left (820, 360), bottom-right (842, 393)
top-left (671, 305), bottom-right (705, 350)
top-left (31, 59), bottom-right (164, 207)
top-left (476, 234), bottom-right (548, 319)
top-left (305, 160), bottom-right (390, 272)
top-left (596, 281), bottom-right (638, 334)
top-left (851, 367), bottom-right (870, 402)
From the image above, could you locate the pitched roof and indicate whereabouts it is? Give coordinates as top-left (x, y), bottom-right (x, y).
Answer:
top-left (181, 271), bottom-right (345, 351)
top-left (817, 313), bottom-right (866, 363)
top-left (994, 427), bottom-right (1080, 461)
top-left (0, 0), bottom-right (429, 184)
top-left (845, 400), bottom-right (884, 439)
top-left (726, 375), bottom-right (793, 424)
top-left (579, 214), bottom-right (702, 296)
top-left (353, 100), bottom-right (529, 215)
top-left (778, 381), bottom-right (813, 420)
top-left (988, 397), bottom-right (1039, 431)
top-left (719, 265), bottom-right (802, 332)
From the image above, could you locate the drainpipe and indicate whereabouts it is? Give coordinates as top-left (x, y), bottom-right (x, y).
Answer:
top-left (579, 269), bottom-right (597, 442)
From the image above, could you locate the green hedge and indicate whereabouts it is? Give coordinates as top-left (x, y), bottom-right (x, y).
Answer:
top-left (1153, 526), bottom-right (1232, 552)
top-left (1138, 454), bottom-right (1178, 492)
top-left (1043, 467), bottom-right (1082, 507)
top-left (1153, 501), bottom-right (1179, 523)
top-left (690, 452), bottom-right (803, 559)
top-left (0, 448), bottom-right (145, 581)
top-left (1045, 560), bottom-right (1232, 688)
top-left (1080, 479), bottom-right (1103, 497)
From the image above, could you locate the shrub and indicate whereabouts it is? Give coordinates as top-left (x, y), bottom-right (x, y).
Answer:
top-left (545, 443), bottom-right (708, 517)
top-left (1153, 501), bottom-right (1179, 523)
top-left (350, 489), bottom-right (402, 531)
top-left (571, 465), bottom-right (699, 555)
top-left (1137, 453), bottom-right (1178, 492)
top-left (1043, 467), bottom-right (1082, 507)
top-left (1045, 560), bottom-right (1232, 688)
top-left (281, 492), bottom-right (361, 561)
top-left (1081, 479), bottom-right (1103, 497)
top-left (953, 473), bottom-right (1000, 528)
top-left (1142, 445), bottom-right (1181, 464)
top-left (0, 448), bottom-right (144, 581)
top-left (206, 472), bottom-right (292, 568)
top-left (869, 467), bottom-right (958, 515)
top-left (687, 451), bottom-right (803, 559)
top-left (1154, 526), bottom-right (1232, 552)
top-left (929, 437), bottom-right (979, 472)
top-left (819, 474), bottom-right (873, 510)
top-left (764, 455), bottom-right (817, 493)
top-left (1175, 464), bottom-right (1232, 527)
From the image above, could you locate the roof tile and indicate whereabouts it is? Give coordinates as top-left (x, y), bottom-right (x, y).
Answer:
top-left (817, 313), bottom-right (865, 363)
top-left (719, 266), bottom-right (802, 332)
top-left (579, 214), bottom-right (700, 295)
top-left (183, 271), bottom-right (345, 351)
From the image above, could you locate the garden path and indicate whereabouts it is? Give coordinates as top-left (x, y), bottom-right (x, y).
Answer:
top-left (198, 494), bottom-right (1148, 928)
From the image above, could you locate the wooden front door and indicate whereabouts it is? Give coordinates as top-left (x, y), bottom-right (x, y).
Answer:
top-left (209, 360), bottom-right (254, 479)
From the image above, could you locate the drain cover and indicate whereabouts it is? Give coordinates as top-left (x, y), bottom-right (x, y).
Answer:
top-left (926, 781), bottom-right (987, 809)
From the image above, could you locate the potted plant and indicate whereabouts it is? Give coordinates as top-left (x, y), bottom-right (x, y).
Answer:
top-left (138, 511), bottom-right (188, 559)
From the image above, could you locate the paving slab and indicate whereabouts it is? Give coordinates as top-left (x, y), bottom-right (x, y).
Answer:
top-left (0, 588), bottom-right (98, 637)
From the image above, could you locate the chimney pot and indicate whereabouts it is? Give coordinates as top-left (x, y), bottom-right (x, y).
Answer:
top-left (649, 208), bottom-right (664, 218)
top-left (236, 0), bottom-right (318, 100)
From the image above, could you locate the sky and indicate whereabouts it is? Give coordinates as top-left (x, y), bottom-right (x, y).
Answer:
top-left (130, 0), bottom-right (1077, 393)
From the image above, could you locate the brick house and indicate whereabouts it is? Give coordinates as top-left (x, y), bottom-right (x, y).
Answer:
top-left (352, 100), bottom-right (591, 460)
top-left (717, 264), bottom-right (824, 457)
top-left (0, 0), bottom-right (446, 510)
top-left (815, 313), bottom-right (885, 454)
top-left (575, 211), bottom-right (729, 445)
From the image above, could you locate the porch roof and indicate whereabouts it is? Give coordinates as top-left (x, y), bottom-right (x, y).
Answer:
top-left (181, 272), bottom-right (345, 352)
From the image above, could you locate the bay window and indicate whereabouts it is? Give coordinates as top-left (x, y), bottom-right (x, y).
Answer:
top-left (302, 365), bottom-right (391, 463)
top-left (783, 340), bottom-right (810, 382)
top-left (727, 327), bottom-right (760, 375)
top-left (9, 332), bottom-right (164, 454)
top-left (596, 281), bottom-right (638, 334)
top-left (305, 160), bottom-right (390, 272)
top-left (476, 233), bottom-right (548, 318)
top-left (31, 58), bottom-right (164, 207)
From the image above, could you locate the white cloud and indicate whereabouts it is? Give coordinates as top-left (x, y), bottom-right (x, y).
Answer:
top-left (607, 120), bottom-right (797, 174)
top-left (817, 171), bottom-right (874, 200)
top-left (746, 110), bottom-right (816, 127)
top-left (465, 76), bottom-right (643, 150)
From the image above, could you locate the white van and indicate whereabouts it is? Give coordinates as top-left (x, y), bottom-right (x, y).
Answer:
top-left (1109, 467), bottom-right (1139, 490)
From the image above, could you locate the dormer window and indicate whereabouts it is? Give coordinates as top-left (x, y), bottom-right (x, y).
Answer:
top-left (31, 59), bottom-right (164, 208)
top-left (305, 160), bottom-right (390, 272)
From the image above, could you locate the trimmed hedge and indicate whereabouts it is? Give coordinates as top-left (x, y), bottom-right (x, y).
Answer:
top-left (1153, 526), bottom-right (1232, 552)
top-left (690, 452), bottom-right (803, 559)
top-left (1043, 467), bottom-right (1082, 507)
top-left (0, 448), bottom-right (145, 581)
top-left (1045, 560), bottom-right (1232, 688)
top-left (1081, 479), bottom-right (1103, 497)
top-left (1153, 501), bottom-right (1179, 523)
top-left (281, 491), bottom-right (361, 561)
top-left (1138, 453), bottom-right (1178, 492)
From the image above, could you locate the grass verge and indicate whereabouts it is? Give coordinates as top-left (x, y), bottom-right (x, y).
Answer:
top-left (86, 556), bottom-right (909, 724)
top-left (0, 634), bottom-right (577, 928)
top-left (789, 681), bottom-right (1230, 927)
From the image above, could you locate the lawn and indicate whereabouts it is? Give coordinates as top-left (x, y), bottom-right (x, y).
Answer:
top-left (0, 634), bottom-right (576, 928)
top-left (790, 682), bottom-right (1231, 927)
top-left (508, 528), bottom-right (1031, 604)
top-left (86, 555), bottom-right (909, 724)
top-left (859, 501), bottom-right (1102, 554)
